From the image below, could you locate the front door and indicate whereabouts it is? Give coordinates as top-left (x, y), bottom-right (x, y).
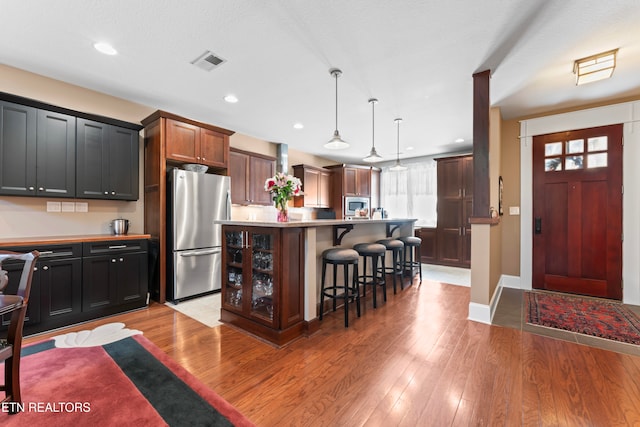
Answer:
top-left (532, 124), bottom-right (623, 299)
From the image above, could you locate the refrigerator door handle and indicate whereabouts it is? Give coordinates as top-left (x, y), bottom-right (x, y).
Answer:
top-left (180, 248), bottom-right (222, 257)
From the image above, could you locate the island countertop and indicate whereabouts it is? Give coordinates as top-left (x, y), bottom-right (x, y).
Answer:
top-left (217, 218), bottom-right (417, 228)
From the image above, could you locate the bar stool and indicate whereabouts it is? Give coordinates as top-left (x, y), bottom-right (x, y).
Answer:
top-left (353, 243), bottom-right (387, 308)
top-left (319, 248), bottom-right (360, 327)
top-left (376, 238), bottom-right (405, 294)
top-left (399, 236), bottom-right (422, 284)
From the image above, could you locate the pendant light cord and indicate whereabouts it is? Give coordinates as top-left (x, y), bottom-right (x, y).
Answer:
top-left (371, 100), bottom-right (375, 149)
top-left (334, 72), bottom-right (339, 132)
top-left (396, 119), bottom-right (401, 162)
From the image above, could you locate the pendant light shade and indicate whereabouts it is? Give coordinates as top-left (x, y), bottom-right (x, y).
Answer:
top-left (363, 98), bottom-right (383, 163)
top-left (325, 68), bottom-right (349, 149)
top-left (389, 118), bottom-right (407, 171)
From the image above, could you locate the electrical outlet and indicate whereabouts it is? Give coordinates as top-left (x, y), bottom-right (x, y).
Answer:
top-left (75, 202), bottom-right (88, 212)
top-left (46, 201), bottom-right (61, 212)
top-left (61, 202), bottom-right (75, 212)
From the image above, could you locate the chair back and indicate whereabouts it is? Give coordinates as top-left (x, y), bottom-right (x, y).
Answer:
top-left (0, 250), bottom-right (40, 303)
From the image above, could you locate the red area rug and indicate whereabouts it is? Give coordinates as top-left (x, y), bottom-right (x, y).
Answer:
top-left (0, 326), bottom-right (254, 426)
top-left (526, 291), bottom-right (640, 345)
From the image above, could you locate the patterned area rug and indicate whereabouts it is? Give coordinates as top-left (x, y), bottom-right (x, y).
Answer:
top-left (526, 291), bottom-right (640, 345)
top-left (0, 323), bottom-right (253, 426)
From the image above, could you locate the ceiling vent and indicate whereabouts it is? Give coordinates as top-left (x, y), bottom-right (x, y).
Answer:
top-left (191, 50), bottom-right (226, 71)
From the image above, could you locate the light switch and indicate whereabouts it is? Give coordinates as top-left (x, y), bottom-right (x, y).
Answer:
top-left (509, 206), bottom-right (520, 215)
top-left (61, 202), bottom-right (75, 212)
top-left (47, 201), bottom-right (61, 212)
top-left (75, 202), bottom-right (88, 212)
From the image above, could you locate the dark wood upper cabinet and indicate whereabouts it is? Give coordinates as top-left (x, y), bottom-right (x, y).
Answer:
top-left (76, 119), bottom-right (139, 201)
top-left (229, 148), bottom-right (275, 206)
top-left (292, 164), bottom-right (331, 208)
top-left (343, 167), bottom-right (371, 197)
top-left (166, 118), bottom-right (228, 168)
top-left (0, 101), bottom-right (75, 198)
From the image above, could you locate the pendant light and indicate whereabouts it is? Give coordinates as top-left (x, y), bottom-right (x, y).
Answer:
top-left (324, 68), bottom-right (349, 149)
top-left (363, 98), bottom-right (383, 162)
top-left (389, 118), bottom-right (407, 171)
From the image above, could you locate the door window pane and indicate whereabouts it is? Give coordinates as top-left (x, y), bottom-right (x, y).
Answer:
top-left (545, 142), bottom-right (562, 156)
top-left (565, 156), bottom-right (584, 170)
top-left (545, 158), bottom-right (562, 171)
top-left (566, 139), bottom-right (584, 154)
top-left (587, 153), bottom-right (607, 168)
top-left (587, 136), bottom-right (608, 152)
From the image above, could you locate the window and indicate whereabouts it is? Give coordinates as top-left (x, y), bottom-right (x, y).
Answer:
top-left (544, 136), bottom-right (608, 172)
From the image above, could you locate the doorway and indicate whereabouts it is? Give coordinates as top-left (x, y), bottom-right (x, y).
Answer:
top-left (532, 124), bottom-right (623, 299)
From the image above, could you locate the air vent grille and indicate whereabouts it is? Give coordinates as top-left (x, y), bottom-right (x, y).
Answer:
top-left (191, 50), bottom-right (226, 71)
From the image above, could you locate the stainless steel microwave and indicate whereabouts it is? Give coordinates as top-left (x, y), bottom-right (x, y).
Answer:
top-left (344, 196), bottom-right (369, 217)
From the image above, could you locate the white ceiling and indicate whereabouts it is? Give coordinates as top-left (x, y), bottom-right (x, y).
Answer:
top-left (2, 1), bottom-right (640, 164)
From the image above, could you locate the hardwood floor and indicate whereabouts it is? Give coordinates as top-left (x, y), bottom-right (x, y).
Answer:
top-left (26, 279), bottom-right (640, 426)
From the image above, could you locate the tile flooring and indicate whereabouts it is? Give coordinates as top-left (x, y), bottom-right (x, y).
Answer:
top-left (165, 292), bottom-right (222, 327)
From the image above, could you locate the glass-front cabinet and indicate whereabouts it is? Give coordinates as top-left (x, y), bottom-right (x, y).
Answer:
top-left (221, 225), bottom-right (305, 345)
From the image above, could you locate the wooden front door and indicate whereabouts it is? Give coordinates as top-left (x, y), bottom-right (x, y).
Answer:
top-left (532, 124), bottom-right (623, 299)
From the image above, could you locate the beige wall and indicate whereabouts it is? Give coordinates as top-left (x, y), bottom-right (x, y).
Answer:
top-left (500, 119), bottom-right (521, 276)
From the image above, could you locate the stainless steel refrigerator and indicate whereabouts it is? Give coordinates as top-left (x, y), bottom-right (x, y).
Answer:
top-left (167, 168), bottom-right (230, 302)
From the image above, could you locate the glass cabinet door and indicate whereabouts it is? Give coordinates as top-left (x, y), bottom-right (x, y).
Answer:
top-left (224, 230), bottom-right (244, 310)
top-left (250, 232), bottom-right (274, 322)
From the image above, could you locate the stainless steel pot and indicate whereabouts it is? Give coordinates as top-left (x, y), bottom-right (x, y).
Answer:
top-left (111, 219), bottom-right (130, 235)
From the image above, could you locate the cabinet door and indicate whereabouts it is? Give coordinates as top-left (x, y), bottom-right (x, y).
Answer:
top-left (356, 168), bottom-right (371, 197)
top-left (222, 227), bottom-right (247, 313)
top-left (249, 155), bottom-right (275, 205)
top-left (0, 259), bottom-right (41, 328)
top-left (40, 257), bottom-right (82, 323)
top-left (343, 167), bottom-right (358, 196)
top-left (107, 126), bottom-right (139, 200)
top-left (303, 168), bottom-right (320, 207)
top-left (318, 171), bottom-right (331, 208)
top-left (0, 101), bottom-right (37, 196)
top-left (230, 151), bottom-right (249, 204)
top-left (165, 118), bottom-right (200, 163)
top-left (76, 118), bottom-right (109, 199)
top-left (36, 110), bottom-right (76, 198)
top-left (116, 252), bottom-right (148, 305)
top-left (200, 128), bottom-right (228, 168)
top-left (82, 255), bottom-right (117, 311)
top-left (249, 229), bottom-right (278, 326)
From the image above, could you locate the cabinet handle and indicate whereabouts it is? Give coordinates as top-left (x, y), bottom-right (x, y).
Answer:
top-left (108, 245), bottom-right (127, 249)
top-left (119, 258), bottom-right (124, 262)
top-left (39, 251), bottom-right (54, 255)
top-left (202, 157), bottom-right (206, 161)
top-left (39, 187), bottom-right (44, 191)
top-left (42, 265), bottom-right (49, 271)
top-left (29, 186), bottom-right (35, 191)
top-left (111, 191), bottom-right (116, 195)
top-left (112, 259), bottom-right (117, 263)
top-left (104, 191), bottom-right (109, 195)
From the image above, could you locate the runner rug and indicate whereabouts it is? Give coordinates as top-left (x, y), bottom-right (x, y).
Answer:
top-left (0, 323), bottom-right (254, 426)
top-left (525, 291), bottom-right (640, 345)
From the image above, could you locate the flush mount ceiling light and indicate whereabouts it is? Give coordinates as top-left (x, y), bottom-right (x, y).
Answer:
top-left (93, 42), bottom-right (117, 55)
top-left (363, 98), bottom-right (383, 162)
top-left (573, 48), bottom-right (618, 85)
top-left (325, 68), bottom-right (349, 149)
top-left (389, 118), bottom-right (407, 172)
top-left (293, 123), bottom-right (304, 129)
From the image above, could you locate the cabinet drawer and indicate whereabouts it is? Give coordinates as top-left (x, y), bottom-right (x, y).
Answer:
top-left (2, 243), bottom-right (82, 259)
top-left (83, 239), bottom-right (148, 256)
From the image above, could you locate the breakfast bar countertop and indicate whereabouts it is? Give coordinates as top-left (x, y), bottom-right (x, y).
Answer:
top-left (0, 234), bottom-right (152, 248)
top-left (217, 218), bottom-right (417, 228)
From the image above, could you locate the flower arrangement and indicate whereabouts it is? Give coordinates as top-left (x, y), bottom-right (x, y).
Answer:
top-left (264, 172), bottom-right (302, 220)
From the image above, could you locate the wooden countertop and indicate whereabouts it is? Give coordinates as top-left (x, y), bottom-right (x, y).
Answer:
top-left (217, 218), bottom-right (417, 228)
top-left (0, 234), bottom-right (151, 248)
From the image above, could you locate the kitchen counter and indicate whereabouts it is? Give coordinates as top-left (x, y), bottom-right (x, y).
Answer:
top-left (0, 234), bottom-right (151, 248)
top-left (218, 217), bottom-right (416, 228)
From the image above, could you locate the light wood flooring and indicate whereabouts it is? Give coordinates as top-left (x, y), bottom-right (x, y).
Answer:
top-left (26, 278), bottom-right (640, 426)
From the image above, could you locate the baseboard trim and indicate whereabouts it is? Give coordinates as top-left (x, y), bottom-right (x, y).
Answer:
top-left (501, 274), bottom-right (521, 289)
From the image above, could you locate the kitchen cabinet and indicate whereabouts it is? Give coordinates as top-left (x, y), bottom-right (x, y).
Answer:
top-left (416, 227), bottom-right (437, 264)
top-left (326, 164), bottom-right (375, 218)
top-left (229, 148), bottom-right (275, 206)
top-left (435, 155), bottom-right (473, 267)
top-left (221, 225), bottom-right (305, 346)
top-left (82, 240), bottom-right (149, 312)
top-left (0, 101), bottom-right (76, 198)
top-left (165, 118), bottom-right (229, 168)
top-left (370, 168), bottom-right (380, 210)
top-left (292, 164), bottom-right (331, 208)
top-left (0, 238), bottom-right (148, 335)
top-left (142, 110), bottom-right (234, 304)
top-left (76, 118), bottom-right (140, 200)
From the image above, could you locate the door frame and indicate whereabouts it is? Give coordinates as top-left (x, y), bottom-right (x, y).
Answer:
top-left (519, 100), bottom-right (640, 305)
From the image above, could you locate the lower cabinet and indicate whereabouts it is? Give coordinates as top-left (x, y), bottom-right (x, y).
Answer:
top-left (0, 239), bottom-right (148, 335)
top-left (221, 225), bottom-right (305, 346)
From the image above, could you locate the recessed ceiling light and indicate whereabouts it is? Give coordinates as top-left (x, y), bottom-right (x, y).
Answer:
top-left (293, 123), bottom-right (304, 129)
top-left (406, 146), bottom-right (414, 151)
top-left (455, 138), bottom-right (465, 143)
top-left (223, 94), bottom-right (238, 103)
top-left (94, 42), bottom-right (117, 55)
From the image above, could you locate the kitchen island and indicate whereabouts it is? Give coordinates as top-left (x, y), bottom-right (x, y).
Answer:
top-left (217, 218), bottom-right (416, 345)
